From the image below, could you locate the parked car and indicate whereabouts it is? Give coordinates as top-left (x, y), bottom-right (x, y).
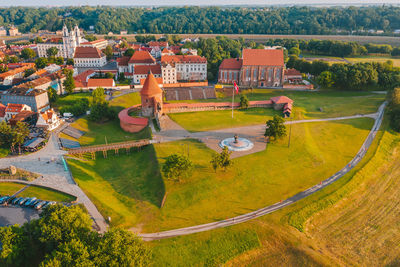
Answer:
top-left (43, 201), bottom-right (55, 209)
top-left (24, 197), bottom-right (37, 206)
top-left (0, 196), bottom-right (9, 204)
top-left (18, 198), bottom-right (28, 205)
top-left (29, 199), bottom-right (41, 207)
top-left (34, 201), bottom-right (47, 210)
top-left (6, 196), bottom-right (16, 204)
top-left (12, 197), bottom-right (22, 205)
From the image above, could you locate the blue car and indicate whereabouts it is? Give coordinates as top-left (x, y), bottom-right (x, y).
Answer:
top-left (24, 197), bottom-right (37, 206)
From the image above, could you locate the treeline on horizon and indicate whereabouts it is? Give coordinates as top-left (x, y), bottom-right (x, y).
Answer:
top-left (0, 6), bottom-right (400, 35)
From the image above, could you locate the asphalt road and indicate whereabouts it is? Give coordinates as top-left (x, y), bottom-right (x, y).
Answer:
top-left (139, 102), bottom-right (387, 241)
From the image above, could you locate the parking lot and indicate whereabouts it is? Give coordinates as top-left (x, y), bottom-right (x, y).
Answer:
top-left (0, 206), bottom-right (40, 227)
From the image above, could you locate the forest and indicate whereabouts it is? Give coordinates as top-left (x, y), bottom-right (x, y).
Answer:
top-left (0, 6), bottom-right (400, 35)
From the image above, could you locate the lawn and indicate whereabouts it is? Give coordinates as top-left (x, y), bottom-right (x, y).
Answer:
top-left (168, 89), bottom-right (384, 132)
top-left (0, 182), bottom-right (25, 196)
top-left (109, 92), bottom-right (141, 112)
top-left (0, 147), bottom-right (9, 158)
top-left (18, 185), bottom-right (76, 202)
top-left (345, 55), bottom-right (400, 67)
top-left (148, 118), bottom-right (391, 267)
top-left (59, 116), bottom-right (151, 146)
top-left (53, 92), bottom-right (92, 110)
top-left (68, 117), bottom-right (374, 232)
top-left (67, 145), bottom-right (164, 228)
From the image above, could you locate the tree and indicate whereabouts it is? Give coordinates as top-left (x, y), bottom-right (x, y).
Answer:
top-left (210, 146), bottom-right (232, 172)
top-left (239, 94), bottom-right (249, 109)
top-left (63, 69), bottom-right (75, 94)
top-left (289, 46), bottom-right (301, 56)
top-left (11, 121), bottom-right (29, 154)
top-left (54, 57), bottom-right (64, 65)
top-left (162, 153), bottom-right (193, 180)
top-left (264, 115), bottom-right (287, 141)
top-left (124, 48), bottom-right (135, 57)
top-left (389, 88), bottom-right (400, 132)
top-left (104, 45), bottom-right (113, 60)
top-left (47, 47), bottom-right (59, 58)
top-left (105, 72), bottom-right (114, 79)
top-left (92, 87), bottom-right (106, 104)
top-left (85, 34), bottom-right (97, 42)
top-left (47, 86), bottom-right (58, 103)
top-left (0, 121), bottom-right (12, 148)
top-left (317, 71), bottom-right (334, 88)
top-left (20, 48), bottom-right (36, 60)
top-left (66, 58), bottom-right (74, 65)
top-left (34, 36), bottom-right (44, 43)
top-left (24, 68), bottom-right (36, 78)
top-left (35, 57), bottom-right (48, 69)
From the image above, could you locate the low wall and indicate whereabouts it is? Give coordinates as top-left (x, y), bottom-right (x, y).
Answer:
top-left (283, 84), bottom-right (314, 90)
top-left (162, 81), bottom-right (208, 88)
top-left (163, 101), bottom-right (272, 114)
top-left (120, 121), bottom-right (147, 133)
top-left (118, 105), bottom-right (149, 133)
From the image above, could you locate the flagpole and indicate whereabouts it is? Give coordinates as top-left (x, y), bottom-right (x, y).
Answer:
top-left (231, 85), bottom-right (234, 119)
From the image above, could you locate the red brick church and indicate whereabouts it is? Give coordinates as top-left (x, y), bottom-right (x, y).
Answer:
top-left (218, 48), bottom-right (285, 88)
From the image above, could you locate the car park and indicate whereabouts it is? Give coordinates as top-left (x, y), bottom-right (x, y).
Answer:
top-left (29, 199), bottom-right (41, 207)
top-left (24, 197), bottom-right (37, 206)
top-left (12, 197), bottom-right (21, 205)
top-left (6, 196), bottom-right (16, 204)
top-left (18, 198), bottom-right (28, 205)
top-left (34, 201), bottom-right (47, 210)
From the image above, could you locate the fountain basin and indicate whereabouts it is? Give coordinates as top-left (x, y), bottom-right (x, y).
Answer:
top-left (219, 137), bottom-right (254, 151)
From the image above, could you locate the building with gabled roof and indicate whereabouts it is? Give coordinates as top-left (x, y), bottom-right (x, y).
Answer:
top-left (219, 48), bottom-right (285, 87)
top-left (3, 103), bottom-right (32, 122)
top-left (87, 78), bottom-right (115, 88)
top-left (1, 87), bottom-right (49, 112)
top-left (73, 46), bottom-right (107, 68)
top-left (36, 108), bottom-right (61, 131)
top-left (133, 65), bottom-right (162, 84)
top-left (128, 51), bottom-right (156, 73)
top-left (161, 55), bottom-right (207, 83)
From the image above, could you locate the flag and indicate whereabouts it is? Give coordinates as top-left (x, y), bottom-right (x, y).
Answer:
top-left (233, 82), bottom-right (239, 94)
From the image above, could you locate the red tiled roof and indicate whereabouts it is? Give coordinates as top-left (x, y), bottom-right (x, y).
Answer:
top-left (148, 41), bottom-right (168, 47)
top-left (140, 72), bottom-right (163, 96)
top-left (74, 70), bottom-right (95, 83)
top-left (74, 46), bottom-right (104, 59)
top-left (134, 65), bottom-right (161, 75)
top-left (270, 96), bottom-right (293, 104)
top-left (284, 68), bottom-right (302, 76)
top-left (6, 103), bottom-right (25, 113)
top-left (242, 49), bottom-right (284, 66)
top-left (87, 79), bottom-right (115, 87)
top-left (161, 55), bottom-right (207, 64)
top-left (128, 51), bottom-right (156, 64)
top-left (219, 58), bottom-right (243, 70)
top-left (116, 56), bottom-right (130, 66)
top-left (140, 77), bottom-right (163, 85)
top-left (80, 39), bottom-right (107, 45)
top-left (0, 103), bottom-right (5, 117)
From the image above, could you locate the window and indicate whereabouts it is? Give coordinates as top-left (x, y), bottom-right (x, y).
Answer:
top-left (224, 71), bottom-right (227, 80)
top-left (261, 68), bottom-right (265, 79)
top-left (253, 68), bottom-right (258, 80)
top-left (246, 69), bottom-right (249, 78)
top-left (268, 68), bottom-right (273, 81)
top-left (229, 71), bottom-right (232, 81)
top-left (234, 72), bottom-right (237, 81)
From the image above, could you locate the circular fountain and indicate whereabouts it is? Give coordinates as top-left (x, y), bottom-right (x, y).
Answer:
top-left (219, 134), bottom-right (254, 152)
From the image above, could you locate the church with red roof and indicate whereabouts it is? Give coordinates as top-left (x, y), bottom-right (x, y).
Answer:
top-left (218, 48), bottom-right (285, 88)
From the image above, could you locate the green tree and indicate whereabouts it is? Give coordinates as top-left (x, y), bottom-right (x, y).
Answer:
top-left (34, 36), bottom-right (44, 43)
top-left (47, 86), bottom-right (58, 103)
top-left (63, 69), bottom-right (75, 94)
top-left (54, 57), bottom-right (64, 65)
top-left (0, 121), bottom-right (12, 148)
top-left (11, 121), bottom-right (30, 154)
top-left (66, 58), bottom-right (74, 66)
top-left (162, 153), bottom-right (193, 181)
top-left (20, 48), bottom-right (36, 60)
top-left (210, 146), bottom-right (232, 172)
top-left (317, 71), bottom-right (334, 88)
top-left (104, 45), bottom-right (113, 60)
top-left (264, 115), bottom-right (287, 141)
top-left (35, 57), bottom-right (48, 69)
top-left (24, 68), bottom-right (36, 78)
top-left (105, 72), bottom-right (114, 79)
top-left (124, 48), bottom-right (135, 57)
top-left (289, 46), bottom-right (301, 56)
top-left (239, 94), bottom-right (249, 109)
top-left (92, 87), bottom-right (106, 104)
top-left (47, 47), bottom-right (59, 57)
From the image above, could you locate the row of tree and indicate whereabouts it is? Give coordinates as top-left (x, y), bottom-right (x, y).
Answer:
top-left (1, 6), bottom-right (400, 35)
top-left (287, 55), bottom-right (400, 90)
top-left (389, 87), bottom-right (400, 132)
top-left (0, 205), bottom-right (149, 266)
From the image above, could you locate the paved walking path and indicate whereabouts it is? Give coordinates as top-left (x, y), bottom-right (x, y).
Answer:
top-left (0, 133), bottom-right (108, 233)
top-left (153, 113), bottom-right (378, 158)
top-left (139, 103), bottom-right (386, 241)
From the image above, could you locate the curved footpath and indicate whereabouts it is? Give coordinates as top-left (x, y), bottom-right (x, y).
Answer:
top-left (0, 132), bottom-right (108, 233)
top-left (139, 102), bottom-right (387, 241)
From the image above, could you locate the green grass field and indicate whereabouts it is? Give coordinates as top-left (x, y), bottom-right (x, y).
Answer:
top-left (345, 55), bottom-right (400, 67)
top-left (109, 92), bottom-right (141, 111)
top-left (168, 89), bottom-right (384, 132)
top-left (18, 186), bottom-right (76, 202)
top-left (68, 118), bottom-right (374, 232)
top-left (0, 182), bottom-right (25, 196)
top-left (53, 92), bottom-right (92, 110)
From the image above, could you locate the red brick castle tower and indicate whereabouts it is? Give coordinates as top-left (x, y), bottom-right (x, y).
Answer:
top-left (140, 71), bottom-right (163, 117)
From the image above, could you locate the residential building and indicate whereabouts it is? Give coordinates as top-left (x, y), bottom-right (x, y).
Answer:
top-left (0, 63), bottom-right (35, 85)
top-left (86, 78), bottom-right (115, 89)
top-left (218, 48), bottom-right (285, 87)
top-left (161, 55), bottom-right (207, 83)
top-left (3, 103), bottom-right (31, 122)
top-left (148, 41), bottom-right (168, 49)
top-left (8, 25), bottom-right (20, 36)
top-left (127, 50), bottom-right (156, 73)
top-left (73, 47), bottom-right (107, 68)
top-left (80, 39), bottom-right (109, 50)
top-left (0, 87), bottom-right (50, 112)
top-left (284, 68), bottom-right (302, 83)
top-left (36, 108), bottom-right (61, 131)
top-left (37, 25), bottom-right (83, 58)
top-left (133, 65), bottom-right (162, 84)
top-left (17, 70), bottom-right (66, 95)
top-left (0, 27), bottom-right (6, 36)
top-left (116, 56), bottom-right (130, 74)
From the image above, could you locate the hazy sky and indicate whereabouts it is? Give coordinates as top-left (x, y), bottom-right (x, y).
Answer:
top-left (2, 0), bottom-right (400, 6)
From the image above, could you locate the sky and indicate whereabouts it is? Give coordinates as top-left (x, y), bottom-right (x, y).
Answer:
top-left (1, 0), bottom-right (400, 6)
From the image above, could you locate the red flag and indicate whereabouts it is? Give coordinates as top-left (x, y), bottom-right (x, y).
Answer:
top-left (233, 82), bottom-right (239, 94)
